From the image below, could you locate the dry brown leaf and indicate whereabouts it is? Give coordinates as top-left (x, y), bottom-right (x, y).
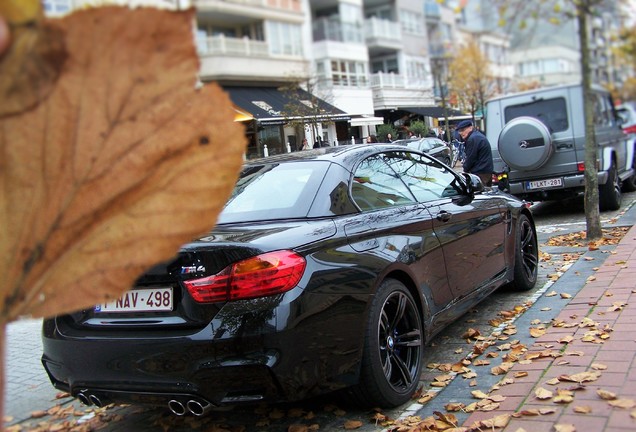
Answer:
top-left (608, 398), bottom-right (636, 409)
top-left (514, 371), bottom-right (528, 378)
top-left (530, 327), bottom-right (547, 338)
top-left (343, 420), bottom-right (363, 430)
top-left (472, 414), bottom-right (510, 429)
top-left (597, 389), bottom-right (617, 400)
top-left (559, 371), bottom-right (601, 383)
top-left (471, 390), bottom-right (489, 399)
top-left (491, 362), bottom-right (513, 375)
top-left (553, 389), bottom-right (574, 404)
top-left (288, 425), bottom-right (309, 432)
top-left (573, 405), bottom-right (592, 414)
top-left (554, 424), bottom-right (576, 432)
top-left (445, 402), bottom-right (465, 412)
top-left (0, 6), bottom-right (246, 321)
top-left (535, 387), bottom-right (553, 400)
top-left (559, 335), bottom-right (574, 344)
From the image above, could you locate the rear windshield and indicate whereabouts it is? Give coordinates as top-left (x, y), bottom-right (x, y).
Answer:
top-left (218, 161), bottom-right (330, 224)
top-left (504, 97), bottom-right (569, 133)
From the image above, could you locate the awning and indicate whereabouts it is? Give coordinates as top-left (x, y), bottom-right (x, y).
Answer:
top-left (224, 86), bottom-right (350, 126)
top-left (400, 106), bottom-right (465, 118)
top-left (349, 116), bottom-right (385, 127)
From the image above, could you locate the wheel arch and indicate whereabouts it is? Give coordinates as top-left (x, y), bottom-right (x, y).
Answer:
top-left (600, 145), bottom-right (617, 174)
top-left (382, 269), bottom-right (431, 339)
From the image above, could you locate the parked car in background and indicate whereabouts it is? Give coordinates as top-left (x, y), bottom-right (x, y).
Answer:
top-left (617, 101), bottom-right (636, 135)
top-left (42, 145), bottom-right (538, 416)
top-left (393, 137), bottom-right (453, 166)
top-left (486, 83), bottom-right (636, 211)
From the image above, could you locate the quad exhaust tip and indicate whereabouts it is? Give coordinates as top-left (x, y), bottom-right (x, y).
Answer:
top-left (168, 399), bottom-right (212, 416)
top-left (76, 391), bottom-right (106, 408)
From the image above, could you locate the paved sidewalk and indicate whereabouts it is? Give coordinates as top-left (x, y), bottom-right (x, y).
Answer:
top-left (460, 224), bottom-right (636, 431)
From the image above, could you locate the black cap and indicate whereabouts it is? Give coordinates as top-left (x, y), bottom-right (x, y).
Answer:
top-left (456, 120), bottom-right (473, 130)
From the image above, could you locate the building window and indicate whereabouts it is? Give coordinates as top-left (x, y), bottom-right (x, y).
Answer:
top-left (331, 60), bottom-right (368, 87)
top-left (43, 0), bottom-right (71, 14)
top-left (399, 10), bottom-right (424, 35)
top-left (266, 21), bottom-right (303, 56)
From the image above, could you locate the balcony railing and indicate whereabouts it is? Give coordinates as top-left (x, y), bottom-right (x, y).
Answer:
top-left (197, 0), bottom-right (300, 10)
top-left (197, 35), bottom-right (269, 57)
top-left (364, 17), bottom-right (401, 42)
top-left (370, 72), bottom-right (431, 89)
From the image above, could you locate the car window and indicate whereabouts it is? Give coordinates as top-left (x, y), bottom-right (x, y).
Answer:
top-left (379, 151), bottom-right (462, 202)
top-left (219, 161), bottom-right (329, 223)
top-left (351, 154), bottom-right (417, 211)
top-left (504, 97), bottom-right (569, 133)
top-left (593, 93), bottom-right (611, 127)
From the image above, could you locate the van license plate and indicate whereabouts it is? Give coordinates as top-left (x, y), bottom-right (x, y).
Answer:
top-left (95, 287), bottom-right (173, 313)
top-left (526, 178), bottom-right (563, 190)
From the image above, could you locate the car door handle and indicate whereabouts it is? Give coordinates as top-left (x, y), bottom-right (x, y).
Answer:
top-left (556, 141), bottom-right (574, 150)
top-left (436, 211), bottom-right (452, 222)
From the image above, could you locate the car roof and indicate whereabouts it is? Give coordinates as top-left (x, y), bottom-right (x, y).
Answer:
top-left (244, 144), bottom-right (423, 170)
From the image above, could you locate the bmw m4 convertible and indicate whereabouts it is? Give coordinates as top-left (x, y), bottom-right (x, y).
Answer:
top-left (42, 144), bottom-right (538, 416)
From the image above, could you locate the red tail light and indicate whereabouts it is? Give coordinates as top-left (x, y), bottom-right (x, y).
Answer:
top-left (623, 125), bottom-right (636, 135)
top-left (183, 250), bottom-right (306, 303)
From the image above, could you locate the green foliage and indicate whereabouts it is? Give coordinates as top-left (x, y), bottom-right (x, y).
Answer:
top-left (376, 123), bottom-right (397, 142)
top-left (409, 120), bottom-right (428, 138)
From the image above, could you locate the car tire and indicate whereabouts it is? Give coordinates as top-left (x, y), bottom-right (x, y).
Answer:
top-left (599, 161), bottom-right (621, 211)
top-left (348, 279), bottom-right (423, 407)
top-left (510, 214), bottom-right (538, 291)
top-left (621, 153), bottom-right (636, 192)
top-left (498, 116), bottom-right (553, 170)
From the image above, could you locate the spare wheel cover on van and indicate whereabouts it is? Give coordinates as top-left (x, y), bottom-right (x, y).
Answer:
top-left (498, 116), bottom-right (553, 170)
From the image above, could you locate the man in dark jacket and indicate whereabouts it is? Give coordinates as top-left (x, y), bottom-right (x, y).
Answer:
top-left (456, 120), bottom-right (493, 186)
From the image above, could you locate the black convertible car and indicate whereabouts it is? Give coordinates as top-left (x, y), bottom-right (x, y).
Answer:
top-left (42, 144), bottom-right (538, 416)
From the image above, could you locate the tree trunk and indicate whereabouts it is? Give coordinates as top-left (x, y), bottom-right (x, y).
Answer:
top-left (578, 6), bottom-right (603, 241)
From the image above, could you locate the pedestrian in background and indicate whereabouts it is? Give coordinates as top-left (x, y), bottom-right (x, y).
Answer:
top-left (366, 135), bottom-right (378, 143)
top-left (456, 120), bottom-right (493, 186)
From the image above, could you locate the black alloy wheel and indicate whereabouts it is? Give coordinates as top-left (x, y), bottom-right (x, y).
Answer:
top-left (511, 214), bottom-right (538, 291)
top-left (348, 279), bottom-right (423, 407)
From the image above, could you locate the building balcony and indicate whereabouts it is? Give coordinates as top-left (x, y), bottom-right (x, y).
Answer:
top-left (196, 0), bottom-right (303, 22)
top-left (313, 17), bottom-right (364, 44)
top-left (424, 1), bottom-right (441, 21)
top-left (197, 35), bottom-right (308, 82)
top-left (365, 17), bottom-right (402, 55)
top-left (370, 72), bottom-right (435, 110)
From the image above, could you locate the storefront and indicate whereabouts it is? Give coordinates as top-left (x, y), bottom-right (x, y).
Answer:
top-left (224, 86), bottom-right (351, 159)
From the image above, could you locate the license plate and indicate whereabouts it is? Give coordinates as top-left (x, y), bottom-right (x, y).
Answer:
top-left (95, 287), bottom-right (173, 313)
top-left (526, 178), bottom-right (563, 190)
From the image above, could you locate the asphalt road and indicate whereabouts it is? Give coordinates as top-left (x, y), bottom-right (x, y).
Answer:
top-left (4, 191), bottom-right (636, 431)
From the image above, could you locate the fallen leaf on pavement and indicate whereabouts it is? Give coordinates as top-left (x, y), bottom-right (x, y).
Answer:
top-left (554, 424), bottom-right (576, 432)
top-left (573, 405), bottom-right (592, 414)
top-left (343, 420), bottom-right (363, 430)
top-left (535, 387), bottom-right (553, 400)
top-left (597, 389), bottom-right (617, 400)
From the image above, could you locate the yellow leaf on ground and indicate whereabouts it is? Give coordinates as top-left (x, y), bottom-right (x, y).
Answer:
top-left (573, 406), bottom-right (592, 414)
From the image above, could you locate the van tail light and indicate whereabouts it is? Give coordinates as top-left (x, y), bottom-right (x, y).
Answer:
top-left (623, 125), bottom-right (636, 135)
top-left (183, 250), bottom-right (306, 303)
top-left (577, 162), bottom-right (585, 172)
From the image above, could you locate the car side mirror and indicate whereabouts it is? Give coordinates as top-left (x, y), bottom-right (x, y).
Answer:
top-left (463, 172), bottom-right (485, 194)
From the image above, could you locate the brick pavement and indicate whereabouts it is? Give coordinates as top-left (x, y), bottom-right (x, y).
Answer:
top-left (461, 224), bottom-right (636, 432)
top-left (3, 318), bottom-right (69, 425)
